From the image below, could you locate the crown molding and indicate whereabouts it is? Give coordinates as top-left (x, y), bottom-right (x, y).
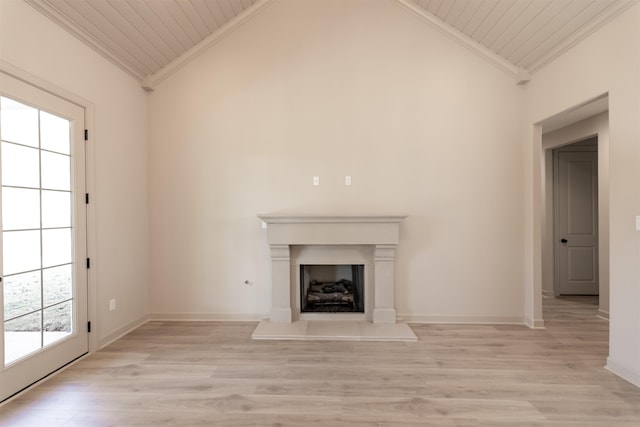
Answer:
top-left (526, 0), bottom-right (639, 74)
top-left (24, 0), bottom-right (276, 90)
top-left (24, 0), bottom-right (145, 82)
top-left (30, 0), bottom-right (633, 89)
top-left (391, 0), bottom-right (529, 84)
top-left (145, 0), bottom-right (531, 88)
top-left (141, 0), bottom-right (276, 91)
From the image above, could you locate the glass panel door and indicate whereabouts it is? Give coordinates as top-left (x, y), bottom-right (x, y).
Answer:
top-left (2, 96), bottom-right (74, 364)
top-left (0, 72), bottom-right (87, 402)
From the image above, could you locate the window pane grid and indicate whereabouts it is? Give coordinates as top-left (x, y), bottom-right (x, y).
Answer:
top-left (5, 308), bottom-right (43, 324)
top-left (0, 140), bottom-right (39, 150)
top-left (2, 96), bottom-right (75, 365)
top-left (2, 261), bottom-right (73, 278)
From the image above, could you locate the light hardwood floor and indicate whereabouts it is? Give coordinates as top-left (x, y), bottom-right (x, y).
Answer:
top-left (1, 296), bottom-right (639, 426)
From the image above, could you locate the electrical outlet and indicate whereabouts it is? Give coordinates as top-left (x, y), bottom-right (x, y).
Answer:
top-left (109, 299), bottom-right (116, 311)
top-left (313, 176), bottom-right (320, 186)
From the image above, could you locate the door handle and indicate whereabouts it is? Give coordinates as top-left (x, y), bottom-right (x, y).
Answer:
top-left (560, 238), bottom-right (568, 243)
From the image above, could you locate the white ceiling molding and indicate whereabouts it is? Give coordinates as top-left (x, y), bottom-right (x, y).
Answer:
top-left (525, 1), bottom-right (637, 74)
top-left (408, 0), bottom-right (638, 75)
top-left (25, 0), bottom-right (144, 81)
top-left (24, 0), bottom-right (268, 89)
top-left (141, 0), bottom-right (275, 91)
top-left (24, 0), bottom-right (639, 90)
top-left (393, 0), bottom-right (530, 84)
top-left (146, 0), bottom-right (531, 88)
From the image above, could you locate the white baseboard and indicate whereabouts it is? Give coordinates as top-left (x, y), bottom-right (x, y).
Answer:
top-left (606, 358), bottom-right (640, 388)
top-left (149, 312), bottom-right (265, 322)
top-left (542, 289), bottom-right (556, 298)
top-left (97, 314), bottom-right (149, 350)
top-left (152, 312), bottom-right (531, 326)
top-left (525, 317), bottom-right (546, 329)
top-left (400, 314), bottom-right (524, 325)
top-left (152, 313), bottom-right (526, 325)
top-left (596, 309), bottom-right (610, 320)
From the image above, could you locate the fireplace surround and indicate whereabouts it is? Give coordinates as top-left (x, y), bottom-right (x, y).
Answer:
top-left (257, 214), bottom-right (406, 324)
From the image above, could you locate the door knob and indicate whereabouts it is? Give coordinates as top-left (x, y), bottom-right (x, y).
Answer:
top-left (560, 238), bottom-right (568, 243)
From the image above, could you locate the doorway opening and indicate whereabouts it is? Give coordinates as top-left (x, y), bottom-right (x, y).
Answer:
top-left (0, 70), bottom-right (89, 403)
top-left (537, 94), bottom-right (609, 327)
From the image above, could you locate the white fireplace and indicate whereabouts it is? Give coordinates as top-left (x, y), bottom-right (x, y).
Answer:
top-left (257, 214), bottom-right (406, 324)
top-left (294, 245), bottom-right (368, 320)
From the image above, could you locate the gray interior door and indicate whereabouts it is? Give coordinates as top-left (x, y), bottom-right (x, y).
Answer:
top-left (554, 144), bottom-right (599, 295)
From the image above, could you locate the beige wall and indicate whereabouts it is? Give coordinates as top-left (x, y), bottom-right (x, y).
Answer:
top-left (148, 0), bottom-right (526, 323)
top-left (0, 0), bottom-right (150, 347)
top-left (525, 4), bottom-right (640, 385)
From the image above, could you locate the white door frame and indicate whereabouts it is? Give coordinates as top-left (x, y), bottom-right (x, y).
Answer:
top-left (0, 61), bottom-right (98, 354)
top-left (536, 99), bottom-right (610, 322)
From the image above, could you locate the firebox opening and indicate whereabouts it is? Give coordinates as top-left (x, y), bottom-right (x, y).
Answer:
top-left (300, 264), bottom-right (364, 313)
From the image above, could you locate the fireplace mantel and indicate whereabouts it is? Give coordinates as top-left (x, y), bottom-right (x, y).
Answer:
top-left (259, 214), bottom-right (407, 224)
top-left (259, 214), bottom-right (406, 245)
top-left (258, 213), bottom-right (406, 324)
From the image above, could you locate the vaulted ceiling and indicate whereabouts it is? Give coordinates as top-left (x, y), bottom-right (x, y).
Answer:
top-left (413, 0), bottom-right (634, 71)
top-left (25, 0), bottom-right (637, 90)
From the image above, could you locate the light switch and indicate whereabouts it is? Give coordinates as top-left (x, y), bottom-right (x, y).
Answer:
top-left (313, 176), bottom-right (320, 186)
top-left (636, 215), bottom-right (640, 231)
top-left (345, 175), bottom-right (352, 186)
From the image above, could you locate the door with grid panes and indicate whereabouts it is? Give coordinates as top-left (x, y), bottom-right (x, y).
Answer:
top-left (0, 72), bottom-right (88, 402)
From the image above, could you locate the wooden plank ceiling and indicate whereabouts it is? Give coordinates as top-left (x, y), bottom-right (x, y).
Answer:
top-left (26, 0), bottom-right (259, 81)
top-left (25, 0), bottom-right (637, 88)
top-left (411, 0), bottom-right (633, 71)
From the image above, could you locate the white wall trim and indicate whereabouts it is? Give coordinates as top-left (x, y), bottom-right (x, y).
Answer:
top-left (0, 60), bottom-right (91, 109)
top-left (149, 312), bottom-right (266, 322)
top-left (97, 315), bottom-right (149, 350)
top-left (391, 0), bottom-right (528, 84)
top-left (606, 358), bottom-right (640, 388)
top-left (596, 309), bottom-right (610, 320)
top-left (152, 313), bottom-right (526, 325)
top-left (525, 317), bottom-right (546, 329)
top-left (141, 0), bottom-right (276, 90)
top-left (401, 314), bottom-right (524, 325)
